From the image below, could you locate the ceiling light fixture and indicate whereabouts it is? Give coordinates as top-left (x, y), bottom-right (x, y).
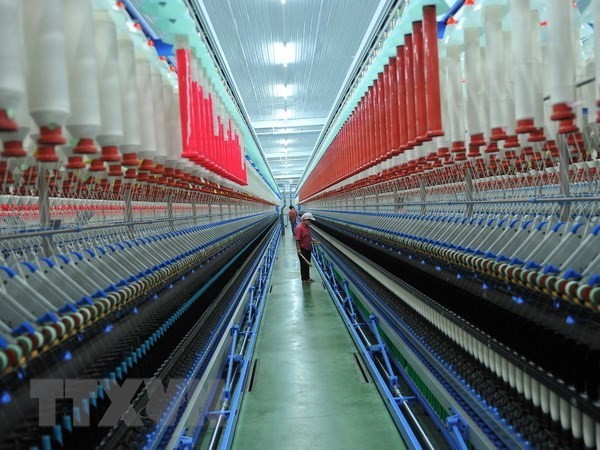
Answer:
top-left (273, 42), bottom-right (294, 67)
top-left (276, 109), bottom-right (290, 120)
top-left (275, 84), bottom-right (292, 98)
top-left (281, 0), bottom-right (286, 4)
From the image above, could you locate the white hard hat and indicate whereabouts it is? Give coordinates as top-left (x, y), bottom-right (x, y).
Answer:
top-left (301, 212), bottom-right (316, 221)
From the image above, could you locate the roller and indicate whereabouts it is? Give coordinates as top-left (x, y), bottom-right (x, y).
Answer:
top-left (93, 7), bottom-right (123, 170)
top-left (403, 28), bottom-right (417, 170)
top-left (546, 0), bottom-right (578, 134)
top-left (509, 0), bottom-right (537, 135)
top-left (435, 42), bottom-right (450, 165)
top-left (0, 90), bottom-right (31, 160)
top-left (21, 0), bottom-right (71, 162)
top-left (0, 0), bottom-right (25, 131)
top-left (177, 47), bottom-right (196, 162)
top-left (163, 77), bottom-right (179, 184)
top-left (483, 0), bottom-right (508, 146)
top-left (63, 0), bottom-right (101, 157)
top-left (134, 39), bottom-right (158, 179)
top-left (462, 2), bottom-right (487, 158)
top-left (115, 16), bottom-right (142, 176)
top-left (444, 19), bottom-right (466, 161)
top-left (150, 62), bottom-right (167, 178)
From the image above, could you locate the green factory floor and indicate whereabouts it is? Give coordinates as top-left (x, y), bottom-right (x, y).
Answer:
top-left (231, 230), bottom-right (405, 450)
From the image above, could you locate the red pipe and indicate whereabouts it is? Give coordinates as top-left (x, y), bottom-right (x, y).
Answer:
top-left (217, 116), bottom-right (225, 176)
top-left (373, 74), bottom-right (382, 163)
top-left (404, 35), bottom-right (417, 148)
top-left (341, 126), bottom-right (347, 181)
top-left (378, 73), bottom-right (387, 164)
top-left (194, 83), bottom-right (206, 166)
top-left (191, 77), bottom-right (202, 165)
top-left (381, 69), bottom-right (391, 160)
top-left (423, 5), bottom-right (443, 138)
top-left (369, 86), bottom-right (378, 167)
top-left (387, 57), bottom-right (400, 155)
top-left (357, 101), bottom-right (365, 172)
top-left (361, 93), bottom-right (369, 170)
top-left (363, 97), bottom-right (370, 169)
top-left (353, 113), bottom-right (359, 176)
top-left (176, 48), bottom-right (195, 160)
top-left (396, 46), bottom-right (408, 152)
top-left (412, 21), bottom-right (428, 143)
top-left (371, 80), bottom-right (380, 165)
top-left (205, 94), bottom-right (216, 171)
top-left (346, 123), bottom-right (351, 180)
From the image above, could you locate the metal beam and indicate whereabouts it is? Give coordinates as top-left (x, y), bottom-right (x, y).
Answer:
top-left (265, 151), bottom-right (313, 158)
top-left (252, 117), bottom-right (328, 129)
top-left (274, 173), bottom-right (303, 179)
top-left (255, 128), bottom-right (322, 136)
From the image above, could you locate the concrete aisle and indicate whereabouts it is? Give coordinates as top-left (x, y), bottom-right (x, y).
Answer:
top-left (232, 231), bottom-right (405, 450)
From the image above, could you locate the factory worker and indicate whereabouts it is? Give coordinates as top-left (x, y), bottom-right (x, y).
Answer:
top-left (288, 205), bottom-right (298, 235)
top-left (295, 212), bottom-right (319, 283)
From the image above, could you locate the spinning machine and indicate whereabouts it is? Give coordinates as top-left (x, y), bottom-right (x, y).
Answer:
top-left (300, 0), bottom-right (600, 448)
top-left (2, 0), bottom-right (600, 449)
top-left (0, 1), bottom-right (279, 448)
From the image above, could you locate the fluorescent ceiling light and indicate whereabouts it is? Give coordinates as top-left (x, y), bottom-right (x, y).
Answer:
top-left (275, 84), bottom-right (293, 98)
top-left (274, 43), bottom-right (295, 67)
top-left (281, 0), bottom-right (286, 4)
top-left (276, 109), bottom-right (291, 120)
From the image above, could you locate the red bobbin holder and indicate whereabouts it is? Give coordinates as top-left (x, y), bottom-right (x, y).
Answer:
top-left (551, 103), bottom-right (578, 134)
top-left (73, 138), bottom-right (97, 154)
top-left (451, 141), bottom-right (466, 154)
top-left (0, 109), bottom-right (18, 131)
top-left (38, 126), bottom-right (66, 145)
top-left (1, 140), bottom-right (27, 158)
top-left (437, 147), bottom-right (450, 158)
top-left (504, 135), bottom-right (520, 148)
top-left (0, 162), bottom-right (15, 184)
top-left (469, 133), bottom-right (485, 147)
top-left (490, 127), bottom-right (508, 141)
top-left (36, 146), bottom-right (60, 162)
top-left (139, 159), bottom-right (154, 171)
top-left (528, 128), bottom-right (545, 142)
top-left (454, 152), bottom-right (467, 162)
top-left (137, 171), bottom-right (149, 182)
top-left (89, 159), bottom-right (106, 171)
top-left (100, 146), bottom-right (121, 162)
top-left (151, 163), bottom-right (164, 175)
top-left (108, 164), bottom-right (123, 177)
top-left (65, 156), bottom-right (86, 170)
top-left (515, 118), bottom-right (537, 134)
top-left (484, 142), bottom-right (499, 154)
top-left (121, 152), bottom-right (140, 167)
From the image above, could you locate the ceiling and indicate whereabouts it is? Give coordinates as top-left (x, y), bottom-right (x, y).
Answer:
top-left (188, 0), bottom-right (391, 196)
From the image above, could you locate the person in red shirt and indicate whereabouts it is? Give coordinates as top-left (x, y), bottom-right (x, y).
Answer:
top-left (295, 212), bottom-right (319, 283)
top-left (288, 205), bottom-right (298, 236)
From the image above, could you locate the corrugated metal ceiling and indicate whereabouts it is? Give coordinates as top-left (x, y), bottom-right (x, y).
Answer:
top-left (195, 0), bottom-right (387, 191)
